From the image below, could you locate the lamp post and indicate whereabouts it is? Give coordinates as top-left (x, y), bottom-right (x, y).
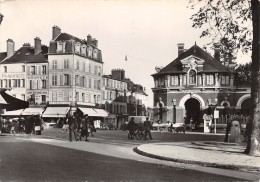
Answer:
top-left (172, 99), bottom-right (176, 124)
top-left (207, 98), bottom-right (218, 134)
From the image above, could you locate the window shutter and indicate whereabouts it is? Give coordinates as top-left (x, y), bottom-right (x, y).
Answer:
top-left (68, 74), bottom-right (71, 86)
top-left (60, 75), bottom-right (63, 86)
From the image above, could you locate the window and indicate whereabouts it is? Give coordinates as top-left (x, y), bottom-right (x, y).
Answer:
top-left (52, 75), bottom-right (57, 85)
top-left (93, 49), bottom-right (98, 59)
top-left (57, 42), bottom-right (63, 53)
top-left (82, 93), bottom-right (85, 102)
top-left (87, 47), bottom-right (92, 58)
top-left (12, 79), bottom-right (17, 87)
top-left (76, 92), bottom-right (79, 101)
top-left (64, 91), bottom-right (69, 101)
top-left (42, 95), bottom-right (46, 104)
top-left (3, 80), bottom-right (7, 87)
top-left (52, 60), bottom-right (57, 69)
top-left (75, 43), bottom-right (80, 54)
top-left (221, 75), bottom-right (230, 85)
top-left (64, 59), bottom-right (69, 69)
top-left (94, 66), bottom-right (97, 75)
top-left (31, 66), bottom-right (36, 75)
top-left (21, 79), bottom-right (25, 87)
top-left (189, 70), bottom-right (196, 84)
top-left (64, 74), bottom-right (69, 86)
top-left (75, 75), bottom-right (79, 86)
top-left (171, 76), bottom-right (179, 86)
top-left (206, 74), bottom-right (214, 85)
top-left (52, 92), bottom-right (57, 101)
top-left (22, 65), bottom-right (25, 72)
top-left (8, 80), bottom-right (11, 87)
top-left (4, 66), bottom-right (7, 73)
top-left (82, 77), bottom-right (85, 87)
top-left (76, 60), bottom-right (79, 70)
top-left (30, 80), bottom-right (33, 89)
top-left (98, 67), bottom-right (101, 76)
top-left (89, 63), bottom-right (92, 73)
top-left (42, 80), bottom-right (47, 89)
top-left (42, 65), bottom-right (47, 74)
top-left (81, 46), bottom-right (86, 56)
top-left (89, 78), bottom-right (92, 88)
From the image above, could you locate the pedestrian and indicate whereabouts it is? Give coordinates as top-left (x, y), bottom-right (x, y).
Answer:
top-left (128, 117), bottom-right (136, 139)
top-left (144, 117), bottom-right (153, 140)
top-left (0, 116), bottom-right (3, 133)
top-left (190, 117), bottom-right (194, 131)
top-left (224, 114), bottom-right (232, 142)
top-left (81, 114), bottom-right (90, 142)
top-left (68, 114), bottom-right (78, 142)
top-left (88, 119), bottom-right (96, 137)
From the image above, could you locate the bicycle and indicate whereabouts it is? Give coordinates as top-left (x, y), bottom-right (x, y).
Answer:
top-left (128, 128), bottom-right (144, 140)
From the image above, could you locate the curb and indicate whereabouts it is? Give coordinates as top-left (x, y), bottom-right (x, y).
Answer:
top-left (133, 147), bottom-right (260, 173)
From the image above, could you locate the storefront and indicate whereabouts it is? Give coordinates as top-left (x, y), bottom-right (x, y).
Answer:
top-left (41, 107), bottom-right (70, 125)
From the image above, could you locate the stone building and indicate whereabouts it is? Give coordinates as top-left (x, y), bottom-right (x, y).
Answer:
top-left (0, 38), bottom-right (49, 105)
top-left (152, 43), bottom-right (251, 125)
top-left (48, 26), bottom-right (104, 115)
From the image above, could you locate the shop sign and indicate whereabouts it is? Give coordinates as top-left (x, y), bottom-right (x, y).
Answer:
top-left (28, 76), bottom-right (48, 80)
top-left (2, 73), bottom-right (25, 79)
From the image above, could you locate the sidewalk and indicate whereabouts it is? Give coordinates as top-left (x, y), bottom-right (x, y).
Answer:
top-left (135, 141), bottom-right (260, 173)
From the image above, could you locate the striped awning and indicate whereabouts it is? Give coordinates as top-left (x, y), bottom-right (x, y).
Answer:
top-left (2, 109), bottom-right (24, 116)
top-left (21, 107), bottom-right (45, 116)
top-left (78, 107), bottom-right (109, 117)
top-left (42, 107), bottom-right (70, 118)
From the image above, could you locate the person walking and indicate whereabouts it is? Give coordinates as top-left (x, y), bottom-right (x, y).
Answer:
top-left (128, 117), bottom-right (136, 139)
top-left (81, 114), bottom-right (89, 142)
top-left (144, 117), bottom-right (153, 140)
top-left (68, 114), bottom-right (78, 142)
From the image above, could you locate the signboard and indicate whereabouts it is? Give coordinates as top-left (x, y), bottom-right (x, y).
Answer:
top-left (214, 110), bottom-right (219, 119)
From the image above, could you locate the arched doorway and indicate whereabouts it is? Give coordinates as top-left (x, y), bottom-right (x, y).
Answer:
top-left (184, 98), bottom-right (200, 124)
top-left (241, 98), bottom-right (251, 116)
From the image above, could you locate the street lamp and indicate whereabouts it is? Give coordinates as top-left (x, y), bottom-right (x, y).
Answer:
top-left (207, 98), bottom-right (218, 134)
top-left (172, 99), bottom-right (176, 124)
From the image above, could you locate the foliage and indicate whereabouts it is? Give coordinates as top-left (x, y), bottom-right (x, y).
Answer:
top-left (188, 0), bottom-right (252, 61)
top-left (234, 62), bottom-right (252, 86)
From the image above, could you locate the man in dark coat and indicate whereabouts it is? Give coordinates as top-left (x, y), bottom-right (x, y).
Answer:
top-left (128, 117), bottom-right (136, 139)
top-left (144, 117), bottom-right (153, 140)
top-left (81, 114), bottom-right (89, 142)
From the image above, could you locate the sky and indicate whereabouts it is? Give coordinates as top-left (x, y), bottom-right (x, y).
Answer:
top-left (0, 0), bottom-right (251, 107)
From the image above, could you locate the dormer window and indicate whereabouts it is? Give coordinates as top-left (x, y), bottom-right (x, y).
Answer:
top-left (93, 49), bottom-right (98, 59)
top-left (81, 45), bottom-right (86, 56)
top-left (57, 42), bottom-right (63, 53)
top-left (75, 43), bottom-right (80, 54)
top-left (221, 75), bottom-right (230, 85)
top-left (189, 69), bottom-right (196, 84)
top-left (87, 47), bottom-right (93, 58)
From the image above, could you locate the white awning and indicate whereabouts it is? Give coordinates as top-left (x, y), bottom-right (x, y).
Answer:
top-left (42, 107), bottom-right (70, 118)
top-left (93, 109), bottom-right (109, 117)
top-left (21, 108), bottom-right (45, 116)
top-left (2, 109), bottom-right (24, 116)
top-left (78, 107), bottom-right (109, 117)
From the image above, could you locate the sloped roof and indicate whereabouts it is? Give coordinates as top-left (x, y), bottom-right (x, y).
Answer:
top-left (55, 33), bottom-right (100, 50)
top-left (0, 45), bottom-right (48, 64)
top-left (152, 44), bottom-right (230, 76)
top-left (0, 52), bottom-right (7, 63)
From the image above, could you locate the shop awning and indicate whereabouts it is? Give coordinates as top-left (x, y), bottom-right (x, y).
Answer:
top-left (78, 107), bottom-right (109, 117)
top-left (94, 109), bottom-right (109, 117)
top-left (21, 107), bottom-right (45, 116)
top-left (42, 107), bottom-right (70, 118)
top-left (2, 109), bottom-right (24, 116)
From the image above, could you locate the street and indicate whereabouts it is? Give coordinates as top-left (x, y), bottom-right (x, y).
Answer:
top-left (0, 130), bottom-right (253, 181)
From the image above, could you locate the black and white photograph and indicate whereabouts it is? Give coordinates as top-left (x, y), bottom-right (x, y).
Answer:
top-left (0, 0), bottom-right (259, 181)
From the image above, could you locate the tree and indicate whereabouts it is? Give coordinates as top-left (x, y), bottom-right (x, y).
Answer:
top-left (234, 62), bottom-right (252, 86)
top-left (189, 0), bottom-right (260, 156)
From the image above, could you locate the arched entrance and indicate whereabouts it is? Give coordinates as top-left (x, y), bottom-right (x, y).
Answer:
top-left (184, 98), bottom-right (200, 124)
top-left (241, 98), bottom-right (251, 116)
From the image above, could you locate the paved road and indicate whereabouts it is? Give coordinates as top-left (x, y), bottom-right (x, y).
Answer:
top-left (0, 134), bottom-right (254, 181)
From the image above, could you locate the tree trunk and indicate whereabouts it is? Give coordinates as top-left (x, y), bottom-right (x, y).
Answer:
top-left (245, 0), bottom-right (260, 156)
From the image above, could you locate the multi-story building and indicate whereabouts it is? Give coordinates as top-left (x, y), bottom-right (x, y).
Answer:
top-left (48, 26), bottom-right (103, 115)
top-left (102, 69), bottom-right (128, 128)
top-left (0, 38), bottom-right (49, 105)
top-left (151, 43), bottom-right (251, 125)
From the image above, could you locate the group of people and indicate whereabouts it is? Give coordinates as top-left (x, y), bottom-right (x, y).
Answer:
top-left (127, 117), bottom-right (153, 140)
top-left (0, 115), bottom-right (43, 135)
top-left (66, 113), bottom-right (96, 142)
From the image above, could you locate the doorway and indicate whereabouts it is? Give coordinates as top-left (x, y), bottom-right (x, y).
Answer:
top-left (184, 98), bottom-right (201, 124)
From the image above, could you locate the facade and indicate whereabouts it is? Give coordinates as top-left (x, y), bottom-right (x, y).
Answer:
top-left (48, 26), bottom-right (103, 114)
top-left (0, 38), bottom-right (49, 105)
top-left (152, 43), bottom-right (251, 125)
top-left (102, 69), bottom-right (128, 129)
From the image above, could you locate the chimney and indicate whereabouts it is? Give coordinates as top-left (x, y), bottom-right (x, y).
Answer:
top-left (177, 43), bottom-right (184, 56)
top-left (87, 34), bottom-right (92, 45)
top-left (23, 43), bottom-right (31, 47)
top-left (214, 43), bottom-right (221, 61)
top-left (52, 25), bottom-right (61, 40)
top-left (34, 37), bottom-right (41, 55)
top-left (6, 39), bottom-right (15, 58)
top-left (91, 38), bottom-right (98, 48)
top-left (112, 69), bottom-right (125, 81)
